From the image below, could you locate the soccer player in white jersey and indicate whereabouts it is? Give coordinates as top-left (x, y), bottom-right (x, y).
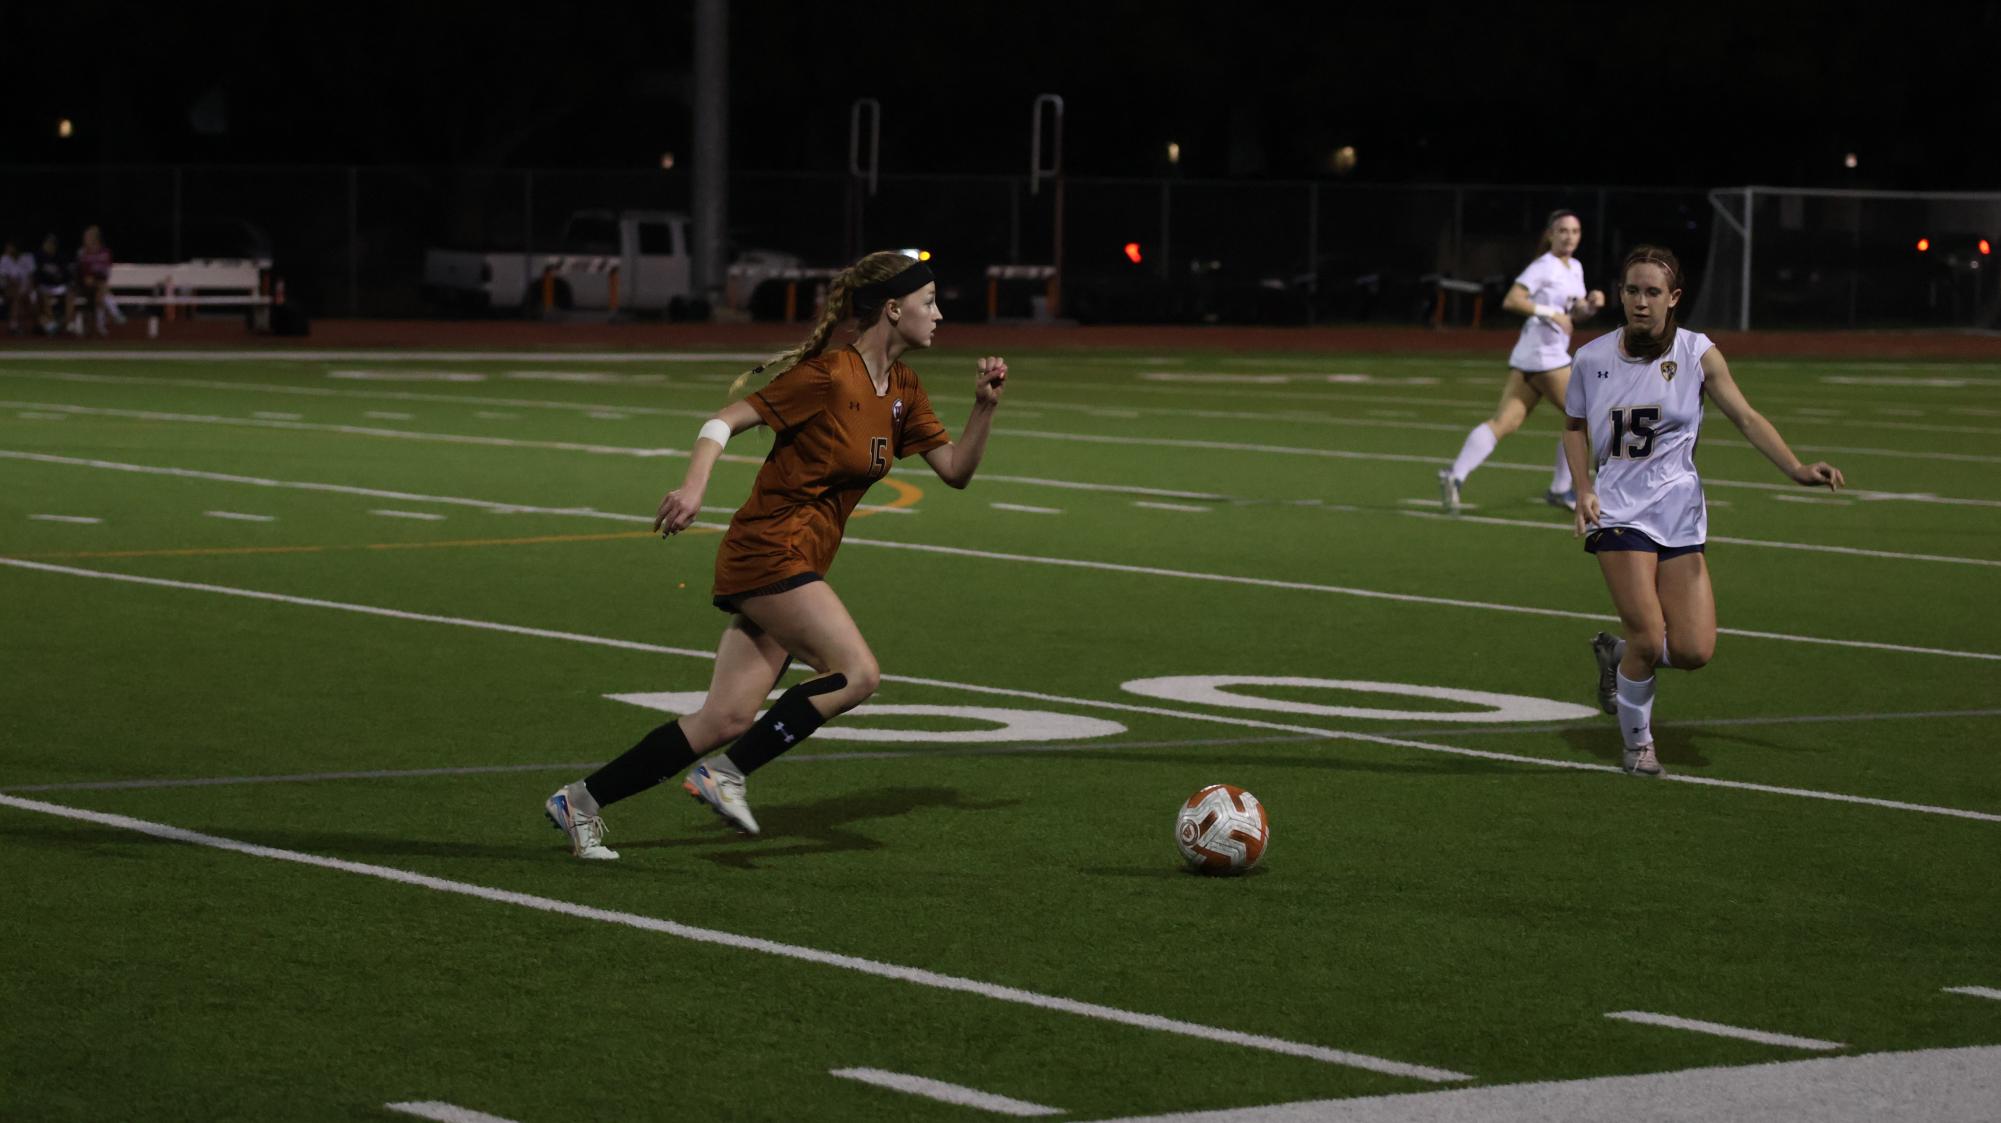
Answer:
top-left (1563, 245), bottom-right (1844, 776)
top-left (1440, 210), bottom-right (1605, 513)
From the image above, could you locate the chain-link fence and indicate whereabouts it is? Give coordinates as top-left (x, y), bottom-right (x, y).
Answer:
top-left (4, 165), bottom-right (1732, 326)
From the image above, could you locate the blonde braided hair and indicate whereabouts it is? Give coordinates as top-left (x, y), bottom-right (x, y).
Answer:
top-left (728, 250), bottom-right (920, 401)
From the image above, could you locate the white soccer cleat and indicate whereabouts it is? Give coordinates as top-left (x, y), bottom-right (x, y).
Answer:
top-left (1437, 469), bottom-right (1463, 513)
top-left (683, 763), bottom-right (760, 835)
top-left (545, 786), bottom-right (619, 860)
top-left (1545, 488), bottom-right (1577, 512)
top-left (1591, 631), bottom-right (1622, 716)
top-left (1622, 742), bottom-right (1665, 777)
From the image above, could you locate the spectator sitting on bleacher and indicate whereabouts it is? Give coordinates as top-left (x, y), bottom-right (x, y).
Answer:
top-left (70, 225), bottom-right (114, 337)
top-left (0, 239), bottom-right (33, 335)
top-left (30, 234), bottom-right (70, 336)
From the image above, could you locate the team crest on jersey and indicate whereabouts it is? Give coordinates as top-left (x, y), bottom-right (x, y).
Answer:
top-left (892, 397), bottom-right (904, 421)
top-left (1660, 360), bottom-right (1678, 382)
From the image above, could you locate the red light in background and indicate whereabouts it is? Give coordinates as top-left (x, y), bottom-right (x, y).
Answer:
top-left (1916, 237), bottom-right (1931, 252)
top-left (1123, 242), bottom-right (1143, 264)
top-left (1981, 239), bottom-right (1993, 255)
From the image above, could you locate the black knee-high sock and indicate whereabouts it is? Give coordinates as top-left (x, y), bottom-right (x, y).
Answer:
top-left (584, 720), bottom-right (697, 808)
top-left (722, 674), bottom-right (847, 776)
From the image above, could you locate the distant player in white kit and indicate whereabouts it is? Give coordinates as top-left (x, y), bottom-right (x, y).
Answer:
top-left (1440, 210), bottom-right (1605, 513)
top-left (1563, 245), bottom-right (1844, 776)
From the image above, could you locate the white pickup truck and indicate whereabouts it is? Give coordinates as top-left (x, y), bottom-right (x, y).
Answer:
top-left (424, 209), bottom-right (697, 315)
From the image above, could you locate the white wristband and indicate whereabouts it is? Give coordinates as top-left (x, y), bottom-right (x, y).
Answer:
top-left (1532, 303), bottom-right (1559, 320)
top-left (697, 418), bottom-right (732, 449)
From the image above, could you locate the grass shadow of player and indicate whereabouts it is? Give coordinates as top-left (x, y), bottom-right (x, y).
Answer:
top-left (1562, 725), bottom-right (1738, 770)
top-left (625, 785), bottom-right (1019, 869)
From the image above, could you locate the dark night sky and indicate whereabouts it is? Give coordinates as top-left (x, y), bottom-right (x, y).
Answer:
top-left (9, 1), bottom-right (1999, 188)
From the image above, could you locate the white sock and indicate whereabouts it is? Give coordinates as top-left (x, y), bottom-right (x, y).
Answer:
top-left (1448, 423), bottom-right (1498, 483)
top-left (1550, 440), bottom-right (1573, 493)
top-left (566, 780), bottom-right (602, 817)
top-left (1615, 670), bottom-right (1656, 749)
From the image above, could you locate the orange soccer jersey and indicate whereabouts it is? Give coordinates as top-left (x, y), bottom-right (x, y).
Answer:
top-left (712, 348), bottom-right (950, 598)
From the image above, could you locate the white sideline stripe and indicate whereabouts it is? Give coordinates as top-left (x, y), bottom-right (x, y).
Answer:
top-left (16, 410), bottom-right (68, 420)
top-left (1094, 1046), bottom-right (2001, 1123)
top-left (4, 452), bottom-right (1996, 665)
top-left (203, 511), bottom-right (275, 522)
top-left (4, 557), bottom-right (1998, 825)
top-left (1399, 509), bottom-right (2001, 568)
top-left (364, 410), bottom-right (415, 420)
top-left (0, 401), bottom-right (694, 460)
top-left (0, 793), bottom-right (1471, 1082)
top-left (385, 1102), bottom-right (519, 1123)
top-left (251, 410), bottom-right (302, 420)
top-left (992, 502), bottom-right (1063, 514)
top-left (829, 1068), bottom-right (1062, 1116)
top-left (1944, 986), bottom-right (2001, 1001)
top-left (18, 392), bottom-right (1995, 509)
top-left (836, 538), bottom-right (2001, 664)
top-left (1134, 501), bottom-right (1210, 512)
top-left (0, 349), bottom-right (767, 362)
top-left (1400, 498), bottom-right (1479, 510)
top-left (28, 514), bottom-right (101, 524)
top-left (370, 509), bottom-right (447, 521)
top-left (1604, 1011), bottom-right (1844, 1051)
top-left (995, 427), bottom-right (2001, 510)
top-left (1771, 494), bottom-right (1854, 506)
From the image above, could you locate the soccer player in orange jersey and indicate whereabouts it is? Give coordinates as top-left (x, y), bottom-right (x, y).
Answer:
top-left (545, 251), bottom-right (1008, 859)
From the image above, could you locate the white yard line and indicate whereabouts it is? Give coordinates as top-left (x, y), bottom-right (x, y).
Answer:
top-left (370, 509), bottom-right (447, 521)
top-left (0, 793), bottom-right (1471, 1082)
top-left (1944, 986), bottom-right (2001, 1001)
top-left (1134, 501), bottom-right (1210, 512)
top-left (384, 1103), bottom-right (520, 1123)
top-left (5, 451), bottom-right (1997, 664)
top-left (16, 410), bottom-right (68, 420)
top-left (4, 557), bottom-right (1998, 824)
top-left (1093, 1045), bottom-right (2001, 1123)
top-left (829, 1068), bottom-right (1062, 1116)
top-left (1399, 509), bottom-right (2001, 568)
top-left (203, 511), bottom-right (276, 522)
top-left (14, 394), bottom-right (1999, 507)
top-left (1603, 1011), bottom-right (1844, 1051)
top-left (27, 514), bottom-right (101, 524)
top-left (992, 503), bottom-right (1064, 514)
top-left (364, 410), bottom-right (415, 420)
top-left (1771, 494), bottom-right (1854, 506)
top-left (251, 410), bottom-right (302, 420)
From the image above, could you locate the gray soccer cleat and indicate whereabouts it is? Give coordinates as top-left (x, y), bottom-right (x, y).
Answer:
top-left (1545, 488), bottom-right (1577, 512)
top-left (684, 763), bottom-right (761, 835)
top-left (1622, 742), bottom-right (1665, 777)
top-left (1591, 631), bottom-right (1622, 715)
top-left (1438, 469), bottom-right (1463, 513)
top-left (545, 785), bottom-right (619, 860)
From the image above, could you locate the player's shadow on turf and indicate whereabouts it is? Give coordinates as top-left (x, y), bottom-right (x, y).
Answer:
top-left (623, 785), bottom-right (1019, 869)
top-left (1561, 726), bottom-right (1726, 770)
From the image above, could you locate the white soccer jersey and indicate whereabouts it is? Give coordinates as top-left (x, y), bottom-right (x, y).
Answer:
top-left (1508, 252), bottom-right (1587, 373)
top-left (1566, 327), bottom-right (1716, 548)
top-left (0, 253), bottom-right (32, 286)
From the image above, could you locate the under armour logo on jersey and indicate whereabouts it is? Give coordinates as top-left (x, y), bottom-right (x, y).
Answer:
top-left (1596, 370), bottom-right (1609, 379)
top-left (1661, 360), bottom-right (1678, 382)
top-left (775, 722), bottom-right (795, 744)
top-left (849, 401), bottom-right (861, 411)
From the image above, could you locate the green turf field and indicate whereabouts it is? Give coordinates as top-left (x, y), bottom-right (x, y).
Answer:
top-left (2, 344), bottom-right (1998, 1121)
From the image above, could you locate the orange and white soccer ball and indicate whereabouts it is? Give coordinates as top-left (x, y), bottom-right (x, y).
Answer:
top-left (1175, 784), bottom-right (1270, 873)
